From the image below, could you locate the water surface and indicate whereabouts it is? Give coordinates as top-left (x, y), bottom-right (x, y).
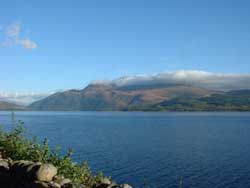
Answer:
top-left (0, 111), bottom-right (250, 188)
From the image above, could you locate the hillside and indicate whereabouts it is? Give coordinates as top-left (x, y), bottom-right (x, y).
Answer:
top-left (149, 91), bottom-right (250, 111)
top-left (0, 101), bottom-right (25, 111)
top-left (28, 83), bottom-right (217, 111)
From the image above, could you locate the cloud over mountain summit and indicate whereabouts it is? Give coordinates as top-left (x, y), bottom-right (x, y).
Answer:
top-left (93, 70), bottom-right (250, 91)
top-left (2, 70), bottom-right (250, 105)
top-left (0, 92), bottom-right (51, 105)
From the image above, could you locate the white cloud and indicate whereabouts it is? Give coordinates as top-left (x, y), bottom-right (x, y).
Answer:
top-left (95, 70), bottom-right (250, 91)
top-left (1, 23), bottom-right (37, 50)
top-left (0, 92), bottom-right (52, 105)
top-left (17, 38), bottom-right (37, 50)
top-left (2, 71), bottom-right (250, 105)
top-left (6, 23), bottom-right (21, 37)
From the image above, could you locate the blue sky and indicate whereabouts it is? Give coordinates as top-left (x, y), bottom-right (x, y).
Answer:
top-left (1, 0), bottom-right (250, 94)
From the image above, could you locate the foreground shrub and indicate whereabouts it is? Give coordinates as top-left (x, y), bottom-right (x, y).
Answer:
top-left (0, 120), bottom-right (106, 187)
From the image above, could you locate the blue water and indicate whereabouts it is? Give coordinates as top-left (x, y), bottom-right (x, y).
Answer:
top-left (0, 112), bottom-right (250, 188)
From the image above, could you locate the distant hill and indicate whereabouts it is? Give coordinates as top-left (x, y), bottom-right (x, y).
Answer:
top-left (0, 101), bottom-right (25, 111)
top-left (28, 83), bottom-right (218, 111)
top-left (28, 80), bottom-right (250, 111)
top-left (149, 90), bottom-right (250, 111)
top-left (226, 89), bottom-right (250, 96)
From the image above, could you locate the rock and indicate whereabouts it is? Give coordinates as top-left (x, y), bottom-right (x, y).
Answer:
top-left (61, 182), bottom-right (74, 188)
top-left (19, 161), bottom-right (34, 172)
top-left (48, 181), bottom-right (61, 188)
top-left (11, 160), bottom-right (33, 169)
top-left (35, 164), bottom-right (57, 182)
top-left (53, 175), bottom-right (64, 182)
top-left (53, 175), bottom-right (73, 188)
top-left (119, 184), bottom-right (132, 188)
top-left (94, 183), bottom-right (111, 188)
top-left (10, 160), bottom-right (27, 166)
top-left (59, 178), bottom-right (71, 186)
top-left (107, 183), bottom-right (118, 188)
top-left (0, 157), bottom-right (132, 188)
top-left (26, 162), bottom-right (42, 180)
top-left (102, 178), bottom-right (111, 185)
top-left (10, 160), bottom-right (34, 179)
top-left (30, 181), bottom-right (50, 188)
top-left (0, 160), bottom-right (10, 183)
top-left (6, 157), bottom-right (13, 163)
top-left (93, 178), bottom-right (112, 188)
top-left (0, 160), bottom-right (9, 170)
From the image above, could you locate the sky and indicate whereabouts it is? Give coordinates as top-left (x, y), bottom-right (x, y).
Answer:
top-left (1, 0), bottom-right (250, 103)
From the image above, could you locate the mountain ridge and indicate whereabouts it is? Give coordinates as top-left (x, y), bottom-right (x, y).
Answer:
top-left (2, 81), bottom-right (250, 111)
top-left (0, 101), bottom-right (25, 111)
top-left (28, 83), bottom-right (220, 111)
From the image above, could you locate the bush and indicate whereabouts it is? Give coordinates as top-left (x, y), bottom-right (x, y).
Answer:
top-left (0, 120), bottom-right (107, 188)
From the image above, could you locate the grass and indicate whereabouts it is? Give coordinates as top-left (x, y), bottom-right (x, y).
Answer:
top-left (0, 119), bottom-right (107, 188)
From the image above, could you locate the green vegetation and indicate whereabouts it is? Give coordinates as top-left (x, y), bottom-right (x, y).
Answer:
top-left (152, 94), bottom-right (250, 111)
top-left (124, 92), bottom-right (250, 111)
top-left (0, 120), bottom-right (107, 188)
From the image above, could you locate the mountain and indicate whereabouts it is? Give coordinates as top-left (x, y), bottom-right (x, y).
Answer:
top-left (0, 101), bottom-right (25, 110)
top-left (226, 89), bottom-right (250, 96)
top-left (28, 83), bottom-right (217, 111)
top-left (28, 78), bottom-right (250, 111)
top-left (151, 90), bottom-right (250, 111)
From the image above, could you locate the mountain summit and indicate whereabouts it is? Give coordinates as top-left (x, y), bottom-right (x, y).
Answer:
top-left (28, 82), bottom-right (218, 111)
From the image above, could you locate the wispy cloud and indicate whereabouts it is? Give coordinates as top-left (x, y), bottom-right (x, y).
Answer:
top-left (16, 38), bottom-right (37, 50)
top-left (0, 92), bottom-right (52, 105)
top-left (2, 71), bottom-right (250, 105)
top-left (6, 23), bottom-right (21, 37)
top-left (93, 70), bottom-right (250, 91)
top-left (1, 23), bottom-right (37, 50)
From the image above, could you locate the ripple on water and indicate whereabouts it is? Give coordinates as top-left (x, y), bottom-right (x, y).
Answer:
top-left (1, 111), bottom-right (250, 188)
